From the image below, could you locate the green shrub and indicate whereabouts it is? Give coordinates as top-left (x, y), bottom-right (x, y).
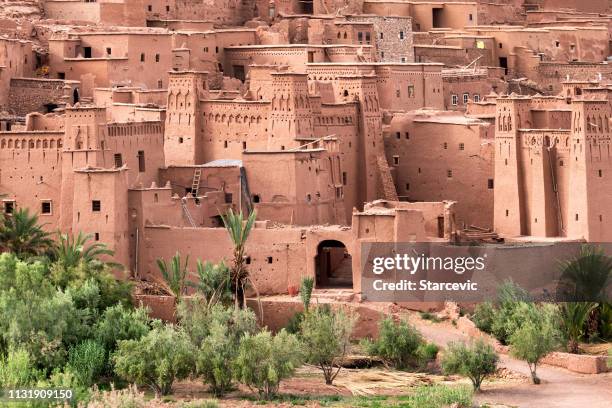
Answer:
top-left (285, 311), bottom-right (304, 334)
top-left (195, 306), bottom-right (258, 396)
top-left (177, 295), bottom-right (217, 346)
top-left (187, 260), bottom-right (231, 306)
top-left (300, 306), bottom-right (356, 385)
top-left (598, 303), bottom-right (612, 340)
top-left (362, 317), bottom-right (427, 369)
top-left (94, 304), bottom-right (151, 352)
top-left (472, 301), bottom-right (496, 333)
top-left (233, 329), bottom-right (302, 399)
top-left (416, 342), bottom-right (439, 363)
top-left (509, 312), bottom-right (560, 384)
top-left (420, 311), bottom-right (441, 323)
top-left (559, 302), bottom-right (594, 353)
top-left (67, 340), bottom-right (107, 387)
top-left (180, 400), bottom-right (219, 408)
top-left (441, 339), bottom-right (498, 391)
top-left (113, 324), bottom-right (195, 395)
top-left (0, 348), bottom-right (40, 388)
top-left (300, 276), bottom-right (314, 312)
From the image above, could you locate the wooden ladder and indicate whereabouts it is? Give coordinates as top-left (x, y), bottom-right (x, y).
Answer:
top-left (191, 168), bottom-right (202, 197)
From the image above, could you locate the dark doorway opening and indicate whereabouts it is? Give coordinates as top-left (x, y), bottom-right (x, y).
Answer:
top-left (437, 216), bottom-right (445, 238)
top-left (299, 0), bottom-right (313, 14)
top-left (499, 57), bottom-right (508, 75)
top-left (44, 103), bottom-right (58, 113)
top-left (73, 88), bottom-right (80, 104)
top-left (83, 47), bottom-right (92, 58)
top-left (432, 8), bottom-right (443, 28)
top-left (315, 240), bottom-right (352, 288)
top-left (233, 65), bottom-right (245, 82)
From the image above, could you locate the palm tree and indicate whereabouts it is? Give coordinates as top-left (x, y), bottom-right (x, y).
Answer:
top-left (187, 259), bottom-right (231, 307)
top-left (0, 208), bottom-right (54, 257)
top-left (55, 232), bottom-right (115, 268)
top-left (558, 245), bottom-right (612, 341)
top-left (220, 209), bottom-right (257, 309)
top-left (156, 251), bottom-right (189, 301)
top-left (560, 302), bottom-right (597, 353)
top-left (558, 245), bottom-right (611, 302)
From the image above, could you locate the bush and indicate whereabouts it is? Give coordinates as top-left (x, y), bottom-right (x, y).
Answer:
top-left (67, 340), bottom-right (107, 387)
top-left (113, 324), bottom-right (195, 396)
top-left (441, 339), bottom-right (498, 391)
top-left (300, 276), bottom-right (314, 312)
top-left (362, 317), bottom-right (429, 369)
top-left (416, 342), bottom-right (439, 363)
top-left (195, 306), bottom-right (258, 396)
top-left (233, 329), bottom-right (302, 399)
top-left (94, 304), bottom-right (151, 352)
top-left (472, 301), bottom-right (496, 333)
top-left (510, 305), bottom-right (560, 384)
top-left (0, 348), bottom-right (40, 388)
top-left (300, 306), bottom-right (356, 385)
top-left (177, 295), bottom-right (217, 346)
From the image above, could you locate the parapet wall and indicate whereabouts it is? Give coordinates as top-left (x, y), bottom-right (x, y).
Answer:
top-left (8, 78), bottom-right (73, 116)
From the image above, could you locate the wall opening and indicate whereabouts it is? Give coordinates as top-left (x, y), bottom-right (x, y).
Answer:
top-left (299, 0), bottom-right (313, 14)
top-left (499, 57), bottom-right (508, 75)
top-left (73, 88), bottom-right (79, 104)
top-left (315, 240), bottom-right (352, 289)
top-left (432, 8), bottom-right (443, 28)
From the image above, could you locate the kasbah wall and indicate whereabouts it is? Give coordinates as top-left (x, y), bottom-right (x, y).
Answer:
top-left (2, 0), bottom-right (612, 302)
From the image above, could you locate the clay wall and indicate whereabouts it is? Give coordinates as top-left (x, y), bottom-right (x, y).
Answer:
top-left (384, 112), bottom-right (494, 229)
top-left (0, 39), bottom-right (35, 109)
top-left (375, 64), bottom-right (444, 110)
top-left (347, 15), bottom-right (415, 63)
top-left (0, 130), bottom-right (64, 229)
top-left (8, 78), bottom-right (76, 116)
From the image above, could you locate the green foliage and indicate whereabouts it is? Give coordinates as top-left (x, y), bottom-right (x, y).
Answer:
top-left (362, 317), bottom-right (432, 369)
top-left (510, 306), bottom-right (560, 384)
top-left (472, 301), bottom-right (496, 333)
top-left (187, 259), bottom-right (231, 306)
top-left (403, 384), bottom-right (473, 408)
top-left (300, 306), bottom-right (356, 385)
top-left (419, 311), bottom-right (441, 323)
top-left (94, 304), bottom-right (151, 352)
top-left (441, 339), bottom-right (498, 391)
top-left (560, 302), bottom-right (597, 353)
top-left (220, 209), bottom-right (257, 309)
top-left (180, 401), bottom-right (220, 408)
top-left (598, 303), bottom-right (612, 340)
top-left (194, 306), bottom-right (258, 396)
top-left (54, 232), bottom-right (116, 270)
top-left (113, 324), bottom-right (195, 396)
top-left (0, 348), bottom-right (41, 388)
top-left (156, 251), bottom-right (189, 300)
top-left (0, 259), bottom-right (86, 369)
top-left (285, 311), bottom-right (304, 334)
top-left (233, 329), bottom-right (302, 399)
top-left (300, 276), bottom-right (314, 311)
top-left (177, 296), bottom-right (222, 346)
top-left (416, 342), bottom-right (439, 363)
top-left (558, 245), bottom-right (611, 302)
top-left (497, 279), bottom-right (531, 304)
top-left (0, 208), bottom-right (54, 258)
top-left (67, 340), bottom-right (106, 387)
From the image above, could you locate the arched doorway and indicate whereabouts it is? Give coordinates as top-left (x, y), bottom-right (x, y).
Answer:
top-left (73, 88), bottom-right (80, 104)
top-left (315, 240), bottom-right (352, 288)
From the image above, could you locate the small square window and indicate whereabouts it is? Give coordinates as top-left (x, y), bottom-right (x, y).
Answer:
top-left (155, 54), bottom-right (160, 62)
top-left (463, 93), bottom-right (469, 104)
top-left (443, 142), bottom-right (448, 149)
top-left (92, 200), bottom-right (101, 212)
top-left (488, 179), bottom-right (494, 189)
top-left (114, 153), bottom-right (123, 167)
top-left (405, 183), bottom-right (410, 190)
top-left (266, 256), bottom-right (273, 264)
top-left (4, 201), bottom-right (15, 214)
top-left (396, 132), bottom-right (401, 139)
top-left (147, 5), bottom-right (152, 11)
top-left (178, 137), bottom-right (184, 144)
top-left (41, 201), bottom-right (52, 214)
top-left (106, 47), bottom-right (111, 55)
top-left (473, 94), bottom-right (480, 102)
top-left (405, 132), bottom-right (409, 139)
top-left (469, 13), bottom-right (473, 21)
top-left (393, 155), bottom-right (399, 166)
top-left (459, 143), bottom-right (465, 150)
top-left (447, 170), bottom-right (453, 178)
top-left (399, 31), bottom-right (404, 40)
top-left (451, 95), bottom-right (458, 105)
top-left (94, 232), bottom-right (100, 241)
top-left (598, 169), bottom-right (603, 177)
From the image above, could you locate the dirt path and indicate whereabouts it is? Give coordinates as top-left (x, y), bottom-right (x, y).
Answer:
top-left (404, 312), bottom-right (612, 408)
